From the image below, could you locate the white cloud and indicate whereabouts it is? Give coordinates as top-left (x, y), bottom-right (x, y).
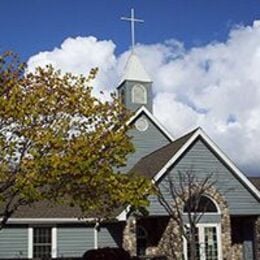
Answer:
top-left (27, 21), bottom-right (260, 175)
top-left (28, 36), bottom-right (118, 98)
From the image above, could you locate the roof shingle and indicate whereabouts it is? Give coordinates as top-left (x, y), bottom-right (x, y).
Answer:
top-left (249, 177), bottom-right (260, 191)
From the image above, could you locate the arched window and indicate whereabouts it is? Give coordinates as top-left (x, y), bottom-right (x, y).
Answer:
top-left (136, 226), bottom-right (148, 256)
top-left (183, 196), bottom-right (221, 259)
top-left (183, 195), bottom-right (218, 213)
top-left (132, 84), bottom-right (147, 104)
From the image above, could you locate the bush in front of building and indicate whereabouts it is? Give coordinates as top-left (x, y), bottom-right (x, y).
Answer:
top-left (82, 247), bottom-right (131, 260)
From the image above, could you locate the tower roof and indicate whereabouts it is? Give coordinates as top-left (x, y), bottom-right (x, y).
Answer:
top-left (120, 53), bottom-right (152, 84)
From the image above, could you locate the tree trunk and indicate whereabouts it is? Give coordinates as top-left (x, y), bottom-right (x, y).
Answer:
top-left (189, 226), bottom-right (197, 260)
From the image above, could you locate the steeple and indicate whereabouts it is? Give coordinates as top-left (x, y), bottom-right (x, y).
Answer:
top-left (119, 9), bottom-right (153, 113)
top-left (120, 53), bottom-right (152, 83)
top-left (117, 52), bottom-right (153, 113)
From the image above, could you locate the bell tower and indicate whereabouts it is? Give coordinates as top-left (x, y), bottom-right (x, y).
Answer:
top-left (117, 53), bottom-right (153, 113)
top-left (119, 8), bottom-right (153, 113)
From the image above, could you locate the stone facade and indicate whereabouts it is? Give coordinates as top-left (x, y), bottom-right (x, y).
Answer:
top-left (157, 218), bottom-right (183, 259)
top-left (156, 187), bottom-right (233, 260)
top-left (123, 216), bottom-right (137, 256)
top-left (122, 189), bottom-right (259, 260)
top-left (230, 244), bottom-right (243, 260)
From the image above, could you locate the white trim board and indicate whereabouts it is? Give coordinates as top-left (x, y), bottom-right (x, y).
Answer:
top-left (127, 105), bottom-right (174, 141)
top-left (52, 227), bottom-right (57, 258)
top-left (28, 227), bottom-right (33, 259)
top-left (153, 128), bottom-right (260, 200)
top-left (7, 218), bottom-right (97, 224)
top-left (94, 223), bottom-right (99, 249)
top-left (116, 206), bottom-right (128, 221)
top-left (183, 223), bottom-right (222, 260)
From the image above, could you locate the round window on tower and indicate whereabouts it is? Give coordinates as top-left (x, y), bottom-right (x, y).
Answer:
top-left (132, 84), bottom-right (147, 104)
top-left (135, 117), bottom-right (149, 132)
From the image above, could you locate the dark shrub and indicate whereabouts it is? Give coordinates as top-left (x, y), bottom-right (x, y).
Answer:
top-left (82, 247), bottom-right (131, 260)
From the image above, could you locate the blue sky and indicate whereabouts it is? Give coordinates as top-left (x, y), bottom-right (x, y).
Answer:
top-left (1, 0), bottom-right (260, 176)
top-left (1, 0), bottom-right (260, 60)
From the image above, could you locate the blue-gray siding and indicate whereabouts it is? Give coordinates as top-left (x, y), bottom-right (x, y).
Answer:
top-left (57, 227), bottom-right (94, 257)
top-left (148, 139), bottom-right (260, 216)
top-left (119, 79), bottom-right (171, 173)
top-left (118, 81), bottom-right (153, 113)
top-left (98, 224), bottom-right (123, 248)
top-left (183, 214), bottom-right (221, 224)
top-left (57, 225), bottom-right (123, 257)
top-left (124, 113), bottom-right (170, 172)
top-left (0, 227), bottom-right (28, 258)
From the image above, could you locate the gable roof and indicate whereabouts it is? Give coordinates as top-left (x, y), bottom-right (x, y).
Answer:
top-left (127, 105), bottom-right (174, 142)
top-left (5, 200), bottom-right (123, 224)
top-left (119, 53), bottom-right (152, 85)
top-left (6, 201), bottom-right (87, 223)
top-left (130, 127), bottom-right (260, 200)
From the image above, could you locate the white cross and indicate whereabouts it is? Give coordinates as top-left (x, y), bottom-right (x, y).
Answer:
top-left (121, 8), bottom-right (144, 51)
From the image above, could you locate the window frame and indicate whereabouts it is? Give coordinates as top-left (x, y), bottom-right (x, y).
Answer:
top-left (33, 226), bottom-right (52, 258)
top-left (135, 116), bottom-right (149, 132)
top-left (183, 223), bottom-right (222, 260)
top-left (132, 84), bottom-right (147, 104)
top-left (183, 195), bottom-right (221, 216)
top-left (28, 226), bottom-right (57, 259)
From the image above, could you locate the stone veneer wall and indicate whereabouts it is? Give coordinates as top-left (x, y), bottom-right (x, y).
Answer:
top-left (122, 190), bottom-right (259, 259)
top-left (156, 217), bottom-right (183, 259)
top-left (255, 216), bottom-right (260, 260)
top-left (123, 216), bottom-right (137, 256)
top-left (156, 187), bottom-right (234, 260)
top-left (230, 244), bottom-right (243, 260)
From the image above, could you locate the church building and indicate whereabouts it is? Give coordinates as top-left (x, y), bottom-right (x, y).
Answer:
top-left (0, 8), bottom-right (260, 258)
top-left (0, 49), bottom-right (259, 260)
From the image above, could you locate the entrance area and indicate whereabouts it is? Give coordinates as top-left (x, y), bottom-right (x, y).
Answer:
top-left (184, 224), bottom-right (221, 260)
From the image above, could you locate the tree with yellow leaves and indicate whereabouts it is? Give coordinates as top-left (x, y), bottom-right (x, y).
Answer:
top-left (0, 52), bottom-right (153, 228)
